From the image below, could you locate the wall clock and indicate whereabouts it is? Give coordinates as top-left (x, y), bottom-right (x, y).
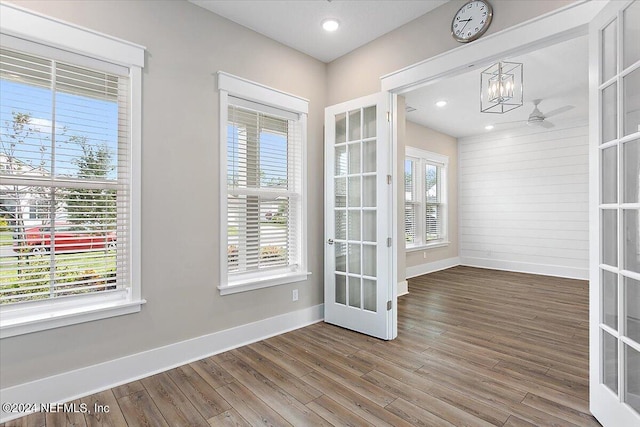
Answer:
top-left (451, 0), bottom-right (493, 43)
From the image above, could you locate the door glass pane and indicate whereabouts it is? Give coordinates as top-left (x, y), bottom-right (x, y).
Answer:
top-left (335, 177), bottom-right (346, 207)
top-left (335, 242), bottom-right (346, 272)
top-left (602, 146), bottom-right (618, 204)
top-left (603, 330), bottom-right (618, 394)
top-left (363, 279), bottom-right (376, 312)
top-left (363, 175), bottom-right (376, 207)
top-left (602, 270), bottom-right (618, 330)
top-left (336, 113), bottom-right (346, 144)
top-left (348, 177), bottom-right (361, 207)
top-left (626, 277), bottom-right (640, 343)
top-left (335, 146), bottom-right (347, 176)
top-left (624, 1), bottom-right (640, 69)
top-left (602, 19), bottom-right (617, 83)
top-left (624, 68), bottom-right (640, 136)
top-left (348, 276), bottom-right (361, 308)
top-left (363, 106), bottom-right (376, 138)
top-left (624, 344), bottom-right (640, 413)
top-left (602, 83), bottom-right (618, 144)
top-left (624, 210), bottom-right (640, 273)
top-left (348, 243), bottom-right (360, 274)
top-left (363, 140), bottom-right (376, 173)
top-left (363, 210), bottom-right (376, 242)
top-left (623, 139), bottom-right (640, 203)
top-left (335, 210), bottom-right (346, 240)
top-left (602, 209), bottom-right (618, 266)
top-left (336, 274), bottom-right (346, 304)
top-left (348, 211), bottom-right (361, 240)
top-left (349, 143), bottom-right (361, 173)
top-left (363, 244), bottom-right (376, 277)
top-left (348, 109), bottom-right (361, 141)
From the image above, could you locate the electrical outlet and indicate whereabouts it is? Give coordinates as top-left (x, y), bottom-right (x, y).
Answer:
top-left (423, 251), bottom-right (427, 259)
top-left (292, 289), bottom-right (299, 301)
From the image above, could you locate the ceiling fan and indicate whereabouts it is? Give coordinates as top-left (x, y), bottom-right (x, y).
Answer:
top-left (499, 99), bottom-right (574, 129)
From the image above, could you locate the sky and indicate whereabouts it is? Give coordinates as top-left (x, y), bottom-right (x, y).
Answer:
top-left (227, 123), bottom-right (289, 189)
top-left (0, 79), bottom-right (119, 180)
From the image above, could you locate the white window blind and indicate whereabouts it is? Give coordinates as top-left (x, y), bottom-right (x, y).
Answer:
top-left (404, 158), bottom-right (418, 245)
top-left (405, 147), bottom-right (448, 249)
top-left (226, 97), bottom-right (303, 279)
top-left (0, 46), bottom-right (130, 304)
top-left (425, 162), bottom-right (443, 241)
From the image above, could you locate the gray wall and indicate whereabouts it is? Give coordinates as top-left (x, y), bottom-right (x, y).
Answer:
top-left (326, 0), bottom-right (574, 105)
top-left (2, 0), bottom-right (575, 389)
top-left (1, 0), bottom-right (326, 388)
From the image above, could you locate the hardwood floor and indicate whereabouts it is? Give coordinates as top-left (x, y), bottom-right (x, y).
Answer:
top-left (2, 266), bottom-right (600, 426)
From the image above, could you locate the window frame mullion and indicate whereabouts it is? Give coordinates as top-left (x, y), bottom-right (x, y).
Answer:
top-left (405, 147), bottom-right (449, 250)
top-left (218, 72), bottom-right (309, 294)
top-left (0, 3), bottom-right (145, 338)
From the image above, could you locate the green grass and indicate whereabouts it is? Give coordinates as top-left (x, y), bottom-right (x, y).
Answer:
top-left (0, 231), bottom-right (12, 246)
top-left (0, 251), bottom-right (116, 304)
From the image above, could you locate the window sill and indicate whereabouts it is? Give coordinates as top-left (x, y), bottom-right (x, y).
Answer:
top-left (219, 271), bottom-right (312, 295)
top-left (0, 294), bottom-right (146, 339)
top-left (406, 241), bottom-right (450, 252)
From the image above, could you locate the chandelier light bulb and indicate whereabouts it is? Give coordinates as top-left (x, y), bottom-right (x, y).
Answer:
top-left (481, 61), bottom-right (523, 114)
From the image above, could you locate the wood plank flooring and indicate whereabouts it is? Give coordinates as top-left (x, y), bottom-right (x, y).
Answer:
top-left (2, 266), bottom-right (600, 426)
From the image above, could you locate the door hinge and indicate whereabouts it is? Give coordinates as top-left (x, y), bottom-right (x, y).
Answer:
top-left (387, 174), bottom-right (392, 184)
top-left (386, 111), bottom-right (391, 122)
top-left (387, 237), bottom-right (392, 247)
top-left (387, 300), bottom-right (392, 311)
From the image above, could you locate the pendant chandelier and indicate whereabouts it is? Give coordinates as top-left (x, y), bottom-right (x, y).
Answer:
top-left (481, 61), bottom-right (523, 114)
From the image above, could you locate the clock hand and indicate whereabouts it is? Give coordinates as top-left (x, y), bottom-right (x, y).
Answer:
top-left (460, 18), bottom-right (472, 33)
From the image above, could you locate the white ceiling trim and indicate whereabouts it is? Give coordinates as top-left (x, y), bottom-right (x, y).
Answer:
top-left (380, 0), bottom-right (606, 93)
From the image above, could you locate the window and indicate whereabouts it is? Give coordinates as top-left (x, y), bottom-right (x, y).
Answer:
top-left (218, 72), bottom-right (309, 294)
top-left (405, 147), bottom-right (448, 249)
top-left (0, 4), bottom-right (144, 338)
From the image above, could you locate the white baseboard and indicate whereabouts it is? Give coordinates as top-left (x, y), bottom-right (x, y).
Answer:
top-left (406, 256), bottom-right (460, 279)
top-left (398, 280), bottom-right (408, 296)
top-left (0, 304), bottom-right (324, 423)
top-left (459, 257), bottom-right (588, 280)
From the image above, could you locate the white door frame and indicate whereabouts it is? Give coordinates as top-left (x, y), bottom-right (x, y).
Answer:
top-left (381, 1), bottom-right (606, 95)
top-left (378, 0), bottom-right (611, 422)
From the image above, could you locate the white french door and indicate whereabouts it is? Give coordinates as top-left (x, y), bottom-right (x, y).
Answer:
top-left (590, 1), bottom-right (640, 425)
top-left (324, 92), bottom-right (396, 340)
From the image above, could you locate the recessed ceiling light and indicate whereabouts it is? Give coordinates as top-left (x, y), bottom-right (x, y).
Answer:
top-left (322, 19), bottom-right (339, 32)
top-left (485, 125), bottom-right (494, 130)
top-left (435, 100), bottom-right (447, 108)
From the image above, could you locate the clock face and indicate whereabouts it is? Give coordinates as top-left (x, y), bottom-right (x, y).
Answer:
top-left (452, 0), bottom-right (493, 43)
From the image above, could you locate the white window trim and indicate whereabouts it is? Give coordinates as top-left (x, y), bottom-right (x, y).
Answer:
top-left (405, 147), bottom-right (449, 250)
top-left (405, 241), bottom-right (451, 252)
top-left (218, 72), bottom-right (310, 295)
top-left (0, 3), bottom-right (145, 339)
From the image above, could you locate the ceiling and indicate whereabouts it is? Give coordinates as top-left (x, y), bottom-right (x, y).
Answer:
top-left (189, 0), bottom-right (449, 63)
top-left (189, 1), bottom-right (588, 139)
top-left (404, 35), bottom-right (589, 139)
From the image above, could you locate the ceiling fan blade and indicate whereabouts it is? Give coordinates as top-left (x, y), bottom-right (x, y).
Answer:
top-left (544, 105), bottom-right (574, 118)
top-left (540, 120), bottom-right (555, 129)
top-left (496, 119), bottom-right (527, 126)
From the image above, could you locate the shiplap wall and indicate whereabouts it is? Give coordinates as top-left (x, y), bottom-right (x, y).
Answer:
top-left (458, 121), bottom-right (589, 280)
